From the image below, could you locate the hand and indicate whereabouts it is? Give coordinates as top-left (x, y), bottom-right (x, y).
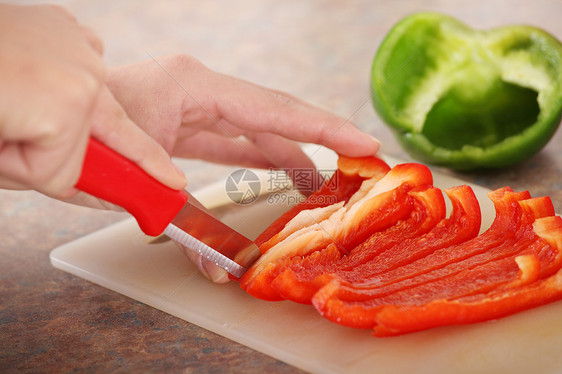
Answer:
top-left (107, 55), bottom-right (380, 172)
top-left (107, 54), bottom-right (381, 283)
top-left (0, 4), bottom-right (186, 201)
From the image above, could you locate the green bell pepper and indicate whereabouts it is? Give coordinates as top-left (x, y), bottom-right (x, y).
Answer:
top-left (371, 12), bottom-right (562, 170)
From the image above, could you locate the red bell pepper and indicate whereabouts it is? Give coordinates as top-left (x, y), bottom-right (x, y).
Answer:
top-left (311, 190), bottom-right (562, 334)
top-left (240, 160), bottom-right (432, 300)
top-left (240, 156), bottom-right (562, 337)
top-left (335, 184), bottom-right (481, 280)
top-left (270, 184), bottom-right (480, 305)
top-left (320, 187), bottom-right (527, 305)
top-left (240, 156), bottom-right (389, 299)
top-left (370, 215), bottom-right (562, 337)
top-left (272, 185), bottom-right (447, 303)
top-left (255, 156), bottom-right (391, 247)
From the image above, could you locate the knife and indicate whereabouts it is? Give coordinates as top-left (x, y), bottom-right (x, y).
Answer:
top-left (75, 137), bottom-right (261, 278)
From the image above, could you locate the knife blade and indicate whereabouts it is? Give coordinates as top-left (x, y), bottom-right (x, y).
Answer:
top-left (164, 190), bottom-right (261, 278)
top-left (75, 137), bottom-right (261, 277)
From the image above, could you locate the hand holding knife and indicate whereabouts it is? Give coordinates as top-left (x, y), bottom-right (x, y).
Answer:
top-left (75, 137), bottom-right (261, 278)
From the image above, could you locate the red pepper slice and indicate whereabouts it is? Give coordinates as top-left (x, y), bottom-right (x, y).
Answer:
top-left (255, 156), bottom-right (391, 247)
top-left (240, 156), bottom-right (562, 337)
top-left (272, 185), bottom-right (447, 303)
top-left (311, 191), bottom-right (562, 334)
top-left (336, 184), bottom-right (481, 281)
top-left (240, 156), bottom-right (390, 299)
top-left (322, 187), bottom-right (526, 304)
top-left (370, 216), bottom-right (562, 337)
top-left (240, 161), bottom-right (432, 300)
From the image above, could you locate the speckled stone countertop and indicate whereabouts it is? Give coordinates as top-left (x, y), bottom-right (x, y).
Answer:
top-left (2, 0), bottom-right (562, 373)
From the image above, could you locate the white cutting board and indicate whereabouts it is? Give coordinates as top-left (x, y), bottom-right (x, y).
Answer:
top-left (50, 147), bottom-right (562, 374)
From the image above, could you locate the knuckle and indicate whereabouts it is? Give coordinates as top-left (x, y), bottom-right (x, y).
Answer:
top-left (65, 69), bottom-right (104, 107)
top-left (316, 123), bottom-right (338, 144)
top-left (159, 53), bottom-right (206, 72)
top-left (80, 25), bottom-right (105, 55)
top-left (27, 156), bottom-right (79, 196)
top-left (268, 90), bottom-right (296, 106)
top-left (42, 4), bottom-right (78, 22)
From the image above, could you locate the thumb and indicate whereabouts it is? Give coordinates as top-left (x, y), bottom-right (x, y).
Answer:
top-left (88, 87), bottom-right (187, 192)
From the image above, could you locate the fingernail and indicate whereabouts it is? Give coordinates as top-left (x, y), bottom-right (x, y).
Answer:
top-left (203, 262), bottom-right (230, 284)
top-left (367, 134), bottom-right (382, 153)
top-left (367, 134), bottom-right (381, 146)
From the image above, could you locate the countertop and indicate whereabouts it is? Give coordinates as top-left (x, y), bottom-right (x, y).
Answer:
top-left (2, 0), bottom-right (562, 372)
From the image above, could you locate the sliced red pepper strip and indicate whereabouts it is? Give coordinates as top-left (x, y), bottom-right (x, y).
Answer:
top-left (370, 216), bottom-right (562, 337)
top-left (364, 240), bottom-right (548, 308)
top-left (335, 184), bottom-right (481, 283)
top-left (241, 155), bottom-right (562, 337)
top-left (241, 184), bottom-right (414, 300)
top-left (312, 193), bottom-right (561, 333)
top-left (343, 187), bottom-right (528, 294)
top-left (255, 156), bottom-right (390, 247)
top-left (240, 156), bottom-right (390, 299)
top-left (240, 162), bottom-right (432, 300)
top-left (310, 188), bottom-right (532, 328)
top-left (339, 186), bottom-right (447, 267)
top-left (272, 185), bottom-right (446, 303)
top-left (337, 156), bottom-right (392, 179)
top-left (255, 170), bottom-right (362, 248)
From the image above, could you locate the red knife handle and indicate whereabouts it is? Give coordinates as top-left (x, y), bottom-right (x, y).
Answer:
top-left (75, 137), bottom-right (188, 236)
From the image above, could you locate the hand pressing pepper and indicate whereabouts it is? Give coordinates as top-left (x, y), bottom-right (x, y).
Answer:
top-left (371, 12), bottom-right (562, 170)
top-left (0, 4), bottom-right (381, 284)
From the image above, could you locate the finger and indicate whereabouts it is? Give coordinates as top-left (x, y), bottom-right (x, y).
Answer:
top-left (248, 132), bottom-right (319, 194)
top-left (214, 76), bottom-right (381, 157)
top-left (249, 132), bottom-right (316, 170)
top-left (58, 191), bottom-right (124, 211)
top-left (0, 168), bottom-right (123, 210)
top-left (89, 87), bottom-right (187, 191)
top-left (172, 130), bottom-right (275, 169)
top-left (47, 4), bottom-right (104, 55)
top-left (174, 242), bottom-right (230, 283)
top-left (41, 4), bottom-right (105, 74)
top-left (0, 120), bottom-right (90, 198)
top-left (0, 175), bottom-right (28, 190)
top-left (80, 25), bottom-right (104, 56)
top-left (43, 4), bottom-right (78, 22)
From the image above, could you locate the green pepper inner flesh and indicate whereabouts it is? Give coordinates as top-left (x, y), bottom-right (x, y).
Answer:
top-left (422, 80), bottom-right (540, 150)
